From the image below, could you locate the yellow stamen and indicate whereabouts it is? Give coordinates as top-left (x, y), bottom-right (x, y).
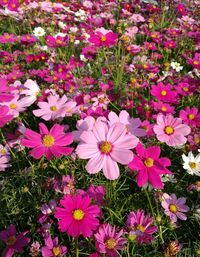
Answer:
top-left (7, 236), bottom-right (16, 246)
top-left (52, 247), bottom-right (60, 256)
top-left (42, 135), bottom-right (55, 147)
top-left (189, 162), bottom-right (197, 169)
top-left (100, 35), bottom-right (106, 42)
top-left (169, 204), bottom-right (177, 213)
top-left (144, 158), bottom-right (154, 167)
top-left (161, 90), bottom-right (167, 96)
top-left (99, 141), bottom-right (112, 154)
top-left (136, 224), bottom-right (145, 232)
top-left (9, 103), bottom-right (17, 109)
top-left (188, 114), bottom-right (194, 120)
top-left (164, 126), bottom-right (174, 135)
top-left (105, 238), bottom-right (117, 250)
top-left (73, 209), bottom-right (85, 221)
top-left (50, 106), bottom-right (57, 112)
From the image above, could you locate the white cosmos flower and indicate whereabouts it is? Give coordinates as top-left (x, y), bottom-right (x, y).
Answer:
top-left (170, 61), bottom-right (183, 72)
top-left (22, 79), bottom-right (40, 104)
top-left (182, 151), bottom-right (200, 176)
top-left (33, 27), bottom-right (46, 37)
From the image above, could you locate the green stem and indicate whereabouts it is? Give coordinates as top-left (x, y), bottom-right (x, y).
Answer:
top-left (75, 237), bottom-right (79, 257)
top-left (144, 189), bottom-right (155, 218)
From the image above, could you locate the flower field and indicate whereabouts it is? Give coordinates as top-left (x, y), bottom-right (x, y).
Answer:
top-left (0, 0), bottom-right (200, 256)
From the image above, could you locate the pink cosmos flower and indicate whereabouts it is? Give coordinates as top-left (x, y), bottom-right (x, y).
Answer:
top-left (41, 235), bottom-right (67, 257)
top-left (76, 121), bottom-right (139, 180)
top-left (91, 93), bottom-right (110, 110)
top-left (54, 194), bottom-right (101, 238)
top-left (30, 241), bottom-right (40, 257)
top-left (126, 210), bottom-right (158, 244)
top-left (0, 78), bottom-right (15, 102)
top-left (153, 102), bottom-right (175, 115)
top-left (21, 123), bottom-right (73, 160)
top-left (53, 175), bottom-right (75, 195)
top-left (94, 223), bottom-right (127, 257)
top-left (3, 95), bottom-right (30, 118)
top-left (161, 193), bottom-right (190, 223)
top-left (89, 31), bottom-right (117, 47)
top-left (33, 94), bottom-right (67, 121)
top-left (153, 114), bottom-right (191, 146)
top-left (150, 82), bottom-right (177, 103)
top-left (73, 116), bottom-right (107, 141)
top-left (0, 106), bottom-right (13, 127)
top-left (108, 110), bottom-right (146, 137)
top-left (0, 224), bottom-right (30, 257)
top-left (128, 143), bottom-right (171, 189)
top-left (179, 107), bottom-right (200, 128)
top-left (0, 153), bottom-right (10, 171)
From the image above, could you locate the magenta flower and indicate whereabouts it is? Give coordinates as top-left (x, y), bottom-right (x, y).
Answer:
top-left (150, 82), bottom-right (177, 103)
top-left (0, 78), bottom-right (14, 102)
top-left (94, 223), bottom-right (127, 257)
top-left (0, 224), bottom-right (30, 257)
top-left (76, 121), bottom-right (138, 180)
top-left (161, 193), bottom-right (190, 223)
top-left (128, 143), bottom-right (171, 189)
top-left (41, 236), bottom-right (67, 257)
top-left (179, 107), bottom-right (200, 127)
top-left (0, 106), bottom-right (13, 128)
top-left (153, 114), bottom-right (191, 146)
top-left (21, 123), bottom-right (73, 160)
top-left (89, 31), bottom-right (117, 47)
top-left (54, 194), bottom-right (101, 238)
top-left (126, 210), bottom-right (157, 244)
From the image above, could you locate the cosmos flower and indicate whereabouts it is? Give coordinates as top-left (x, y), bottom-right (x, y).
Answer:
top-left (0, 224), bottom-right (30, 257)
top-left (153, 114), bottom-right (191, 147)
top-left (41, 236), bottom-right (67, 257)
top-left (0, 106), bottom-right (13, 128)
top-left (126, 210), bottom-right (157, 244)
top-left (21, 123), bottom-right (73, 160)
top-left (54, 194), bottom-right (101, 238)
top-left (182, 151), bottom-right (200, 176)
top-left (161, 193), bottom-right (190, 223)
top-left (76, 120), bottom-right (138, 180)
top-left (94, 223), bottom-right (127, 257)
top-left (128, 143), bottom-right (171, 189)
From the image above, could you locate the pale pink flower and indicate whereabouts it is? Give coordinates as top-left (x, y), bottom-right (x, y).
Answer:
top-left (91, 94), bottom-right (109, 110)
top-left (76, 121), bottom-right (138, 180)
top-left (3, 95), bottom-right (30, 117)
top-left (108, 110), bottom-right (146, 137)
top-left (33, 94), bottom-right (67, 121)
top-left (153, 114), bottom-right (191, 146)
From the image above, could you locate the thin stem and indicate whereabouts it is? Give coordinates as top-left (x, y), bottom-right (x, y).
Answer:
top-left (75, 237), bottom-right (79, 257)
top-left (144, 189), bottom-right (155, 218)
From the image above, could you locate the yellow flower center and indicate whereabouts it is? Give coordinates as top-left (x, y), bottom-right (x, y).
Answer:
top-left (105, 238), bottom-right (117, 250)
top-left (56, 39), bottom-right (62, 45)
top-left (66, 107), bottom-right (72, 113)
top-left (194, 137), bottom-right (199, 144)
top-left (164, 126), bottom-right (174, 135)
top-left (0, 149), bottom-right (6, 155)
top-left (136, 224), bottom-right (145, 233)
top-left (50, 106), bottom-right (58, 112)
top-left (42, 135), bottom-right (55, 147)
top-left (6, 236), bottom-right (16, 246)
top-left (99, 141), bottom-right (112, 154)
top-left (9, 103), bottom-right (17, 109)
top-left (73, 209), bottom-right (85, 221)
top-left (195, 181), bottom-right (200, 187)
top-left (161, 90), bottom-right (167, 96)
top-left (182, 87), bottom-right (189, 92)
top-left (169, 204), bottom-right (177, 213)
top-left (189, 162), bottom-right (197, 169)
top-left (193, 60), bottom-right (199, 65)
top-left (144, 158), bottom-right (154, 167)
top-left (188, 114), bottom-right (194, 120)
top-left (11, 3), bottom-right (16, 8)
top-left (101, 35), bottom-right (106, 42)
top-left (52, 247), bottom-right (60, 256)
top-left (161, 106), bottom-right (167, 112)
